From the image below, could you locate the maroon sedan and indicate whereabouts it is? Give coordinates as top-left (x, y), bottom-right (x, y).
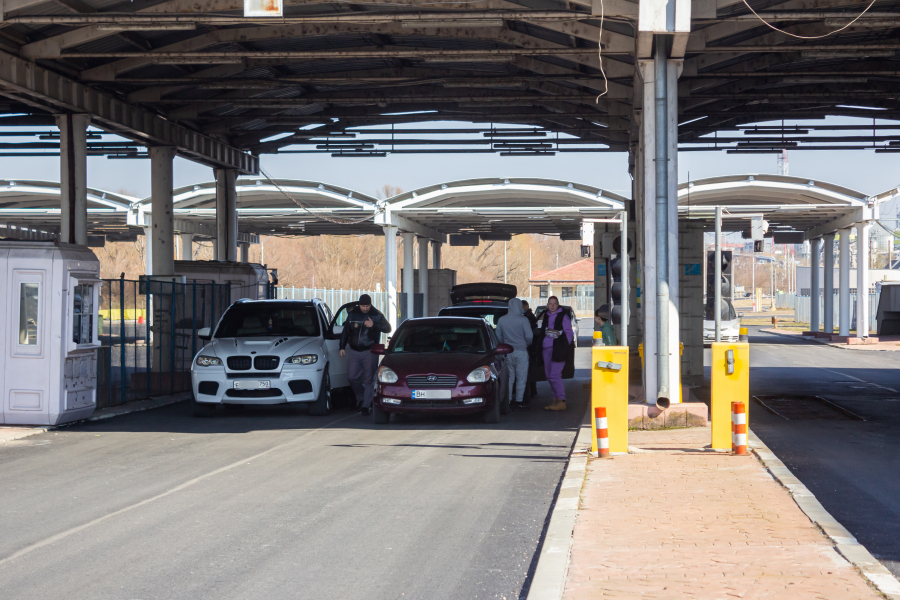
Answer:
top-left (371, 317), bottom-right (513, 424)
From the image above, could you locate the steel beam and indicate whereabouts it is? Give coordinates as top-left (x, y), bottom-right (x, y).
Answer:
top-left (0, 50), bottom-right (257, 173)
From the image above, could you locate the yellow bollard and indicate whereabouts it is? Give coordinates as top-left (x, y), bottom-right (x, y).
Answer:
top-left (591, 344), bottom-right (629, 455)
top-left (711, 342), bottom-right (750, 450)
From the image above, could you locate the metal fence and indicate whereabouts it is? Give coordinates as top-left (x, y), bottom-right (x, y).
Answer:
top-left (783, 292), bottom-right (880, 333)
top-left (98, 278), bottom-right (231, 409)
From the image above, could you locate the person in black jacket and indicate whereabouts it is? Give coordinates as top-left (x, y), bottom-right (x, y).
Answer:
top-left (522, 301), bottom-right (539, 398)
top-left (339, 294), bottom-right (392, 415)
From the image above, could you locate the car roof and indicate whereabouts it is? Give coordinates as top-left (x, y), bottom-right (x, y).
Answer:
top-left (400, 316), bottom-right (488, 325)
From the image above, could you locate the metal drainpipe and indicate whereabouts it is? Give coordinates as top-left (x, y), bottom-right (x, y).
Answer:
top-left (654, 42), bottom-right (670, 408)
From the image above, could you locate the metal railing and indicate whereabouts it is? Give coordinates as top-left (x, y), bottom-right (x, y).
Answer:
top-left (784, 292), bottom-right (879, 333)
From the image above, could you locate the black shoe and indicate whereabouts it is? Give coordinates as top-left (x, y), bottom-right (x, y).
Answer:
top-left (360, 408), bottom-right (370, 416)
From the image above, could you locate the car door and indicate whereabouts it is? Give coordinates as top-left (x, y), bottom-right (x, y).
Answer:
top-left (326, 302), bottom-right (357, 388)
top-left (319, 305), bottom-right (348, 388)
top-left (486, 325), bottom-right (507, 396)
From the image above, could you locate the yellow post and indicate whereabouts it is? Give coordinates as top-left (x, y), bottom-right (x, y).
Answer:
top-left (710, 342), bottom-right (750, 450)
top-left (591, 344), bottom-right (629, 454)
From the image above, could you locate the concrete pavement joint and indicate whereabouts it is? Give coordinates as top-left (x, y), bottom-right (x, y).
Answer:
top-left (750, 429), bottom-right (900, 600)
top-left (525, 400), bottom-right (592, 600)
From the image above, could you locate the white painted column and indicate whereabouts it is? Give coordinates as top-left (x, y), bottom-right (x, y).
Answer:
top-left (180, 233), bottom-right (193, 261)
top-left (432, 241), bottom-right (442, 269)
top-left (857, 222), bottom-right (871, 338)
top-left (839, 229), bottom-right (850, 337)
top-left (215, 168), bottom-right (238, 262)
top-left (56, 114), bottom-right (90, 245)
top-left (383, 226), bottom-right (398, 330)
top-left (823, 233), bottom-right (835, 334)
top-left (143, 226), bottom-right (153, 275)
top-left (402, 232), bottom-right (415, 321)
top-left (809, 237), bottom-right (821, 332)
top-left (639, 57), bottom-right (658, 404)
top-left (418, 237), bottom-right (429, 317)
top-left (150, 146), bottom-right (176, 276)
top-left (240, 242), bottom-right (250, 263)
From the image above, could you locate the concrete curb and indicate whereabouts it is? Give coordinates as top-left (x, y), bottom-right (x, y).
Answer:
top-left (526, 400), bottom-right (593, 600)
top-left (750, 430), bottom-right (900, 600)
top-left (82, 393), bottom-right (190, 423)
top-left (759, 328), bottom-right (899, 352)
top-left (0, 426), bottom-right (52, 444)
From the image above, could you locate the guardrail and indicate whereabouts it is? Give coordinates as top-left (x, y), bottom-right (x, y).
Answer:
top-left (782, 292), bottom-right (879, 333)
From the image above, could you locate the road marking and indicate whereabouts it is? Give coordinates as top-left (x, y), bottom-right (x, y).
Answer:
top-left (822, 369), bottom-right (899, 393)
top-left (0, 413), bottom-right (357, 567)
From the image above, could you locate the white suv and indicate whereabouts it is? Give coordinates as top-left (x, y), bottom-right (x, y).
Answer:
top-left (190, 298), bottom-right (351, 416)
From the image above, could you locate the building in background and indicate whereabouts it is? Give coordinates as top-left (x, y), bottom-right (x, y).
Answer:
top-left (529, 258), bottom-right (594, 303)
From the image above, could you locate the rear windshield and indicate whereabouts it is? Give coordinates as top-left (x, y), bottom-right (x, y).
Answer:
top-left (390, 324), bottom-right (488, 354)
top-left (437, 306), bottom-right (507, 328)
top-left (215, 302), bottom-right (320, 338)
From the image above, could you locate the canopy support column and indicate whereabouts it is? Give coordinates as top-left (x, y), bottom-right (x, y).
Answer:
top-left (432, 241), bottom-right (442, 269)
top-left (150, 146), bottom-right (176, 276)
top-left (56, 113), bottom-right (89, 245)
top-left (857, 223), bottom-right (871, 338)
top-left (180, 233), bottom-right (193, 262)
top-left (240, 242), bottom-right (249, 263)
top-left (839, 229), bottom-right (851, 337)
top-left (384, 226), bottom-right (398, 330)
top-left (418, 237), bottom-right (429, 317)
top-left (809, 237), bottom-right (821, 332)
top-left (215, 168), bottom-right (238, 262)
top-left (402, 232), bottom-right (415, 322)
top-left (823, 233), bottom-right (835, 334)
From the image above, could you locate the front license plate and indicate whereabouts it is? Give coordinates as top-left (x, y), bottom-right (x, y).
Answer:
top-left (412, 389), bottom-right (451, 400)
top-left (233, 380), bottom-right (270, 390)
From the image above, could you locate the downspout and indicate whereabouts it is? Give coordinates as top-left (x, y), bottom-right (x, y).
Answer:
top-left (654, 41), bottom-right (671, 408)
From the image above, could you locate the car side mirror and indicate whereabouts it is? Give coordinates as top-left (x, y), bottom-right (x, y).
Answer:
top-left (198, 327), bottom-right (211, 341)
top-left (495, 343), bottom-right (514, 355)
top-left (738, 312), bottom-right (744, 318)
top-left (371, 343), bottom-right (386, 355)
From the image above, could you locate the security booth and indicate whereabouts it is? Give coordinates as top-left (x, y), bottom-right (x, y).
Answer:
top-left (0, 241), bottom-right (101, 425)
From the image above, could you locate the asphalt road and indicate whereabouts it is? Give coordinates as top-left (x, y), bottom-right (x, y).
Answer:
top-left (718, 328), bottom-right (900, 579)
top-left (0, 344), bottom-right (592, 600)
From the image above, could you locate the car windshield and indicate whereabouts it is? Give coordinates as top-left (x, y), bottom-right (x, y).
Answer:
top-left (704, 302), bottom-right (737, 321)
top-left (215, 302), bottom-right (320, 338)
top-left (390, 324), bottom-right (488, 354)
top-left (437, 306), bottom-right (506, 328)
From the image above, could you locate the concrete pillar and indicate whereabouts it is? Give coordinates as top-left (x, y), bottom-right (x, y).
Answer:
top-left (384, 226), bottom-right (398, 330)
top-left (839, 229), bottom-right (851, 337)
top-left (240, 242), bottom-right (250, 263)
top-left (402, 232), bottom-right (415, 321)
top-left (56, 114), bottom-right (90, 245)
top-left (418, 237), bottom-right (429, 317)
top-left (215, 168), bottom-right (238, 262)
top-left (150, 146), bottom-right (176, 276)
top-left (143, 226), bottom-right (153, 275)
top-left (432, 241), bottom-right (442, 269)
top-left (823, 233), bottom-right (835, 333)
top-left (180, 233), bottom-right (193, 261)
top-left (809, 237), bottom-right (821, 332)
top-left (857, 222), bottom-right (871, 337)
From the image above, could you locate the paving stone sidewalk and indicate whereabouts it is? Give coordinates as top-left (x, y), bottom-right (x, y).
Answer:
top-left (563, 428), bottom-right (884, 599)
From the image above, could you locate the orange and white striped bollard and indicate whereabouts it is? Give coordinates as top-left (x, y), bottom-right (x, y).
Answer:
top-left (733, 402), bottom-right (748, 455)
top-left (595, 406), bottom-right (609, 458)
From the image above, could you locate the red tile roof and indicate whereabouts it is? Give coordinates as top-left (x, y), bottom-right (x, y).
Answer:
top-left (529, 258), bottom-right (594, 284)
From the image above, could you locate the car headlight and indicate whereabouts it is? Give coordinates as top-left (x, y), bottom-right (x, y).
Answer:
top-left (378, 366), bottom-right (398, 383)
top-left (196, 355), bottom-right (221, 367)
top-left (289, 354), bottom-right (318, 365)
top-left (466, 366), bottom-right (492, 383)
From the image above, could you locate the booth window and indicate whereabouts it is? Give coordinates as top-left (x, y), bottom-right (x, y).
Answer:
top-left (73, 283), bottom-right (94, 344)
top-left (18, 283), bottom-right (39, 345)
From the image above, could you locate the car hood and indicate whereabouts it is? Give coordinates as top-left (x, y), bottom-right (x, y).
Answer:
top-left (208, 336), bottom-right (320, 357)
top-left (382, 352), bottom-right (492, 379)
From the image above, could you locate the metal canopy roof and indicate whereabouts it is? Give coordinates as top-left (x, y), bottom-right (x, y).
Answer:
top-left (0, 0), bottom-right (898, 161)
top-left (677, 174), bottom-right (900, 238)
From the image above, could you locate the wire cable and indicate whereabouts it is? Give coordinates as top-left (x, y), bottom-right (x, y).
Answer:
top-left (740, 0), bottom-right (879, 40)
top-left (595, 0), bottom-right (608, 102)
top-left (258, 166), bottom-right (382, 226)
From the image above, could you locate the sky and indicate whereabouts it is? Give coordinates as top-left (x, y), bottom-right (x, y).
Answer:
top-left (1, 116), bottom-right (898, 202)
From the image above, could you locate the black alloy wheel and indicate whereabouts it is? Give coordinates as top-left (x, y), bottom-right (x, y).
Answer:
top-left (308, 370), bottom-right (331, 416)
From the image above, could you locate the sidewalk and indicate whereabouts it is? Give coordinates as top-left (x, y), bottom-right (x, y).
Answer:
top-left (563, 428), bottom-right (891, 599)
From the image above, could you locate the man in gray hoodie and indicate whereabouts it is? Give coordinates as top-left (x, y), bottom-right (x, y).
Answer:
top-left (496, 298), bottom-right (534, 408)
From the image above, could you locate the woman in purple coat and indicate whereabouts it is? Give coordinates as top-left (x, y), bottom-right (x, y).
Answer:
top-left (538, 296), bottom-right (573, 411)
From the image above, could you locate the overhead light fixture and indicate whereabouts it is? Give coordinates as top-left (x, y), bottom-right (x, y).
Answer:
top-left (500, 151), bottom-right (555, 156)
top-left (802, 50), bottom-right (894, 58)
top-left (484, 131), bottom-right (547, 138)
top-left (331, 152), bottom-right (386, 157)
top-left (97, 23), bottom-right (197, 31)
top-left (150, 57), bottom-right (244, 64)
top-left (422, 56), bottom-right (515, 63)
top-left (403, 19), bottom-right (504, 28)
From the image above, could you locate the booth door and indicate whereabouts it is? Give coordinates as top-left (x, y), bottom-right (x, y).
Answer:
top-left (4, 260), bottom-right (50, 425)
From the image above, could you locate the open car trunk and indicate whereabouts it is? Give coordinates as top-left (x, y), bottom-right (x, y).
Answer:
top-left (449, 283), bottom-right (518, 305)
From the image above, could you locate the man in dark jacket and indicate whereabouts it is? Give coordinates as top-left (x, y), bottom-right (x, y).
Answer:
top-left (339, 294), bottom-right (392, 415)
top-left (522, 301), bottom-right (539, 397)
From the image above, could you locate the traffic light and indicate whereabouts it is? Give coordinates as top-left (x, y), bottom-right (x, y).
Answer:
top-left (608, 258), bottom-right (630, 327)
top-left (706, 250), bottom-right (733, 320)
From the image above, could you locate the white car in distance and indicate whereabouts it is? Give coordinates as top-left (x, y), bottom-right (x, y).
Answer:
top-left (190, 298), bottom-right (351, 416)
top-left (703, 301), bottom-right (742, 345)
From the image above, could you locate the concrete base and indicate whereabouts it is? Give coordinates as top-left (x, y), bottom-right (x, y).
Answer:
top-left (831, 335), bottom-right (881, 345)
top-left (802, 331), bottom-right (834, 339)
top-left (627, 402), bottom-right (709, 430)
